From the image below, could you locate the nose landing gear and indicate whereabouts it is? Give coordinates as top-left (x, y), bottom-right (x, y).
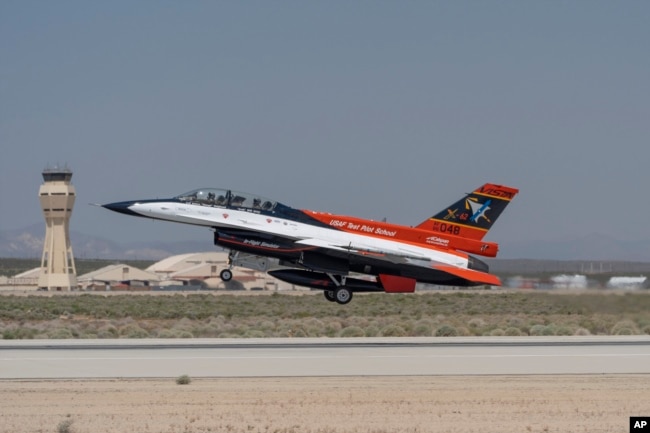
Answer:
top-left (220, 268), bottom-right (233, 282)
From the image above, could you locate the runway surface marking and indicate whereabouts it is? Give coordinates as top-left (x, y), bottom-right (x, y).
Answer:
top-left (3, 353), bottom-right (650, 361)
top-left (2, 337), bottom-right (649, 378)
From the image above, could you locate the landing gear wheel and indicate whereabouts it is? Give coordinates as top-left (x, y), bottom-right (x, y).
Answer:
top-left (220, 269), bottom-right (233, 282)
top-left (335, 287), bottom-right (353, 305)
top-left (324, 290), bottom-right (336, 302)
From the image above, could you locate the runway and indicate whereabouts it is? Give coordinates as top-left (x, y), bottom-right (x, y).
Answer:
top-left (1, 336), bottom-right (650, 379)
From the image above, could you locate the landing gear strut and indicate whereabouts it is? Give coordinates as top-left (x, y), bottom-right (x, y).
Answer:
top-left (324, 274), bottom-right (353, 305)
top-left (220, 250), bottom-right (238, 282)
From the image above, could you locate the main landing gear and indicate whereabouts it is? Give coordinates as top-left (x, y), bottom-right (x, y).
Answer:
top-left (324, 288), bottom-right (353, 304)
top-left (323, 274), bottom-right (353, 305)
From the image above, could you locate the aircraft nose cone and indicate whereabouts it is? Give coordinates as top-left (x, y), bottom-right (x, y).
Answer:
top-left (102, 200), bottom-right (141, 217)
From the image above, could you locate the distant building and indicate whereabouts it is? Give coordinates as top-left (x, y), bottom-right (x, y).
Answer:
top-left (1, 251), bottom-right (299, 291)
top-left (606, 276), bottom-right (648, 290)
top-left (146, 251), bottom-right (295, 290)
top-left (10, 268), bottom-right (41, 286)
top-left (550, 274), bottom-right (588, 289)
top-left (504, 276), bottom-right (541, 289)
top-left (77, 264), bottom-right (160, 290)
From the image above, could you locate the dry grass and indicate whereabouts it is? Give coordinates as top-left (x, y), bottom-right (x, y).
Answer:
top-left (1, 375), bottom-right (648, 433)
top-left (2, 291), bottom-right (650, 339)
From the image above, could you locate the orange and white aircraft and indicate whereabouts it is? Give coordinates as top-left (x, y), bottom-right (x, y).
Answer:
top-left (102, 183), bottom-right (518, 304)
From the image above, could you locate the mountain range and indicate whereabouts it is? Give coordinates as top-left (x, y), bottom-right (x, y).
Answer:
top-left (1, 224), bottom-right (649, 262)
top-left (0, 224), bottom-right (211, 260)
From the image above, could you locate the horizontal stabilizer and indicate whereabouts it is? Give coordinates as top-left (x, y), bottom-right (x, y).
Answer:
top-left (434, 265), bottom-right (501, 286)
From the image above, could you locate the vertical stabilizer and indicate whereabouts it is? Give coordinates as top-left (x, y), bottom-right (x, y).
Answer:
top-left (416, 183), bottom-right (519, 240)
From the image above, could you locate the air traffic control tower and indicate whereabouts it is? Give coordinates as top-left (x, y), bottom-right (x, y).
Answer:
top-left (38, 167), bottom-right (77, 290)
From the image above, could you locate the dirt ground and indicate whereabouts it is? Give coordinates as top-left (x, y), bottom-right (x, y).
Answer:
top-left (1, 375), bottom-right (648, 433)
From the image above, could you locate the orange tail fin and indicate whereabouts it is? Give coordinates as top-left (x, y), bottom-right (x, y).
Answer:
top-left (416, 183), bottom-right (519, 240)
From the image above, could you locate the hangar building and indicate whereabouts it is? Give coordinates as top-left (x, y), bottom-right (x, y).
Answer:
top-left (3, 252), bottom-right (296, 291)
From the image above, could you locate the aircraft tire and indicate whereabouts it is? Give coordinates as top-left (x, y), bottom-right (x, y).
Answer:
top-left (335, 287), bottom-right (353, 305)
top-left (220, 269), bottom-right (233, 282)
top-left (324, 290), bottom-right (336, 302)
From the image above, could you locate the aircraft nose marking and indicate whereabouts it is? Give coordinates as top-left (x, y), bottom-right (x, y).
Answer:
top-left (102, 201), bottom-right (141, 217)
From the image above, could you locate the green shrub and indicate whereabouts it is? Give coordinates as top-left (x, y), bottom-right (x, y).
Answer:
top-left (611, 320), bottom-right (640, 335)
top-left (119, 324), bottom-right (149, 338)
top-left (2, 327), bottom-right (39, 339)
top-left (156, 329), bottom-right (180, 338)
top-left (529, 324), bottom-right (554, 336)
top-left (504, 327), bottom-right (523, 336)
top-left (48, 328), bottom-right (74, 339)
top-left (340, 326), bottom-right (365, 337)
top-left (413, 323), bottom-right (433, 336)
top-left (506, 316), bottom-right (525, 328)
top-left (97, 325), bottom-right (118, 338)
top-left (380, 324), bottom-right (407, 337)
top-left (468, 318), bottom-right (486, 329)
top-left (176, 374), bottom-right (191, 385)
top-left (364, 325), bottom-right (380, 337)
top-left (57, 418), bottom-right (74, 433)
top-left (555, 326), bottom-right (573, 336)
top-left (243, 330), bottom-right (266, 338)
top-left (435, 324), bottom-right (458, 337)
top-left (574, 327), bottom-right (591, 336)
top-left (258, 320), bottom-right (276, 331)
top-left (580, 317), bottom-right (610, 335)
top-left (324, 322), bottom-right (342, 337)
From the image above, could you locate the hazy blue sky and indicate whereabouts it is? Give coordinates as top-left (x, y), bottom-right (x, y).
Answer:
top-left (1, 1), bottom-right (649, 253)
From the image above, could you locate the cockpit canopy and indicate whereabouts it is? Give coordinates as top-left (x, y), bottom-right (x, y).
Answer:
top-left (175, 188), bottom-right (278, 211)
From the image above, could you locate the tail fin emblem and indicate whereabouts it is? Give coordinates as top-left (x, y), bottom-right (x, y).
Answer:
top-left (466, 198), bottom-right (492, 223)
top-left (443, 208), bottom-right (458, 220)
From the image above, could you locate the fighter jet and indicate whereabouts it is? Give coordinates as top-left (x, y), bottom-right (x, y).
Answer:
top-left (102, 183), bottom-right (518, 304)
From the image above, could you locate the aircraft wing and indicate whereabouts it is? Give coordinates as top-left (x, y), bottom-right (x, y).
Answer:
top-left (295, 238), bottom-right (431, 264)
top-left (294, 238), bottom-right (500, 286)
